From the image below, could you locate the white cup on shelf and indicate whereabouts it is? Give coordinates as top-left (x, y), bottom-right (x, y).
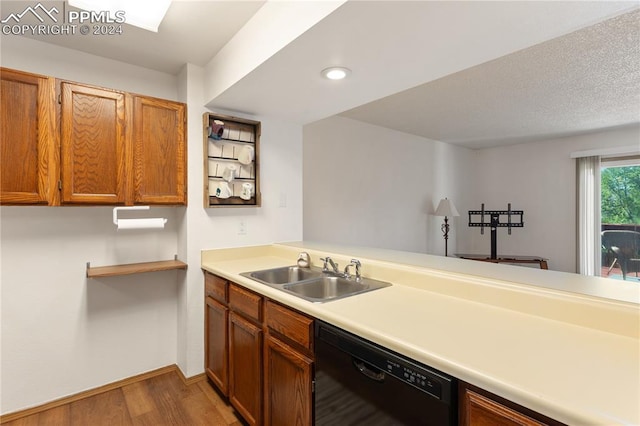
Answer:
top-left (240, 182), bottom-right (253, 200)
top-left (222, 165), bottom-right (237, 182)
top-left (216, 182), bottom-right (232, 199)
top-left (209, 120), bottom-right (225, 140)
top-left (238, 145), bottom-right (254, 165)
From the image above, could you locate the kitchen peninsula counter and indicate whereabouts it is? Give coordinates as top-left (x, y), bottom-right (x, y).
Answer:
top-left (201, 242), bottom-right (639, 425)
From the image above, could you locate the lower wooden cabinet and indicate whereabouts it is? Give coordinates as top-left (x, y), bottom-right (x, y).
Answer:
top-left (203, 271), bottom-right (314, 426)
top-left (204, 271), bottom-right (568, 426)
top-left (229, 312), bottom-right (263, 426)
top-left (264, 335), bottom-right (313, 426)
top-left (460, 382), bottom-right (565, 426)
top-left (205, 296), bottom-right (228, 395)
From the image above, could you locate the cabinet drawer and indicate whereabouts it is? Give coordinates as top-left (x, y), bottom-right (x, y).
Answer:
top-left (229, 284), bottom-right (262, 322)
top-left (265, 300), bottom-right (313, 352)
top-left (205, 272), bottom-right (228, 303)
top-left (460, 382), bottom-right (564, 426)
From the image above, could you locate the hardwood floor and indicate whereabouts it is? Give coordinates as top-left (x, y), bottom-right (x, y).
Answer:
top-left (2, 371), bottom-right (243, 426)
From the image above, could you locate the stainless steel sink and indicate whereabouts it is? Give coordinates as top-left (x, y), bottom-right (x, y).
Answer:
top-left (282, 276), bottom-right (382, 302)
top-left (240, 266), bottom-right (323, 285)
top-left (241, 265), bottom-right (392, 303)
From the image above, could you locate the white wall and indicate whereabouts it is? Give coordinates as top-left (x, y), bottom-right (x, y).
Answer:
top-left (303, 116), bottom-right (476, 255)
top-left (176, 63), bottom-right (304, 378)
top-left (303, 118), bottom-right (639, 274)
top-left (0, 207), bottom-right (180, 414)
top-left (0, 36), bottom-right (178, 100)
top-left (0, 37), bottom-right (182, 415)
top-left (471, 125), bottom-right (640, 273)
top-left (0, 37), bottom-right (304, 414)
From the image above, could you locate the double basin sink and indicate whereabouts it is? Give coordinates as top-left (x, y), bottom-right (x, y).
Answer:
top-left (240, 266), bottom-right (391, 303)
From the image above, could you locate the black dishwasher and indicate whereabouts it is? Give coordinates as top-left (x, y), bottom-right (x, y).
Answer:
top-left (314, 321), bottom-right (456, 426)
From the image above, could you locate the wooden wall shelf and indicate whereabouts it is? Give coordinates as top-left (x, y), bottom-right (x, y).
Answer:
top-left (87, 259), bottom-right (187, 278)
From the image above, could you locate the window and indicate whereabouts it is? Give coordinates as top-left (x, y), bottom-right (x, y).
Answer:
top-left (600, 156), bottom-right (640, 280)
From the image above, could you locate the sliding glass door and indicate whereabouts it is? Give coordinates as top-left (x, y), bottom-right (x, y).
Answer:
top-left (600, 157), bottom-right (640, 280)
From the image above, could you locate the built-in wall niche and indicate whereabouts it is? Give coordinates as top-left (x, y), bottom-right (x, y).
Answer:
top-left (203, 113), bottom-right (261, 207)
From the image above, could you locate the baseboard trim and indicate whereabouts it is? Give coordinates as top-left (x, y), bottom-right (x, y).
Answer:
top-left (0, 364), bottom-right (204, 423)
top-left (176, 368), bottom-right (206, 386)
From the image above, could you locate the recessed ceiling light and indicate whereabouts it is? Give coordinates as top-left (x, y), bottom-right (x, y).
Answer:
top-left (322, 67), bottom-right (351, 80)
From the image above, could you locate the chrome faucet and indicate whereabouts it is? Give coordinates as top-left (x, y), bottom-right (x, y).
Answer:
top-left (344, 259), bottom-right (362, 282)
top-left (320, 257), bottom-right (340, 275)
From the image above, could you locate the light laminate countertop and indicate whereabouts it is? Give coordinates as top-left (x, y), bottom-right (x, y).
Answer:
top-left (201, 242), bottom-right (639, 425)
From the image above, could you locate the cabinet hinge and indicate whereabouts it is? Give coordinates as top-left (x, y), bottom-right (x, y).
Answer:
top-left (58, 180), bottom-right (62, 190)
top-left (57, 94), bottom-right (61, 104)
top-left (311, 380), bottom-right (315, 393)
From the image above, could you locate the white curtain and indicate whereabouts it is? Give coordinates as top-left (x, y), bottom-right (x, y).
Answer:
top-left (576, 156), bottom-right (601, 275)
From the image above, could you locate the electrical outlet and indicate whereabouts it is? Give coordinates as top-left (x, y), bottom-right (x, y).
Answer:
top-left (238, 220), bottom-right (247, 235)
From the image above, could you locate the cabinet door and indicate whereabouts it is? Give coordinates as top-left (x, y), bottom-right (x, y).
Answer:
top-left (264, 335), bottom-right (313, 426)
top-left (205, 296), bottom-right (228, 396)
top-left (60, 82), bottom-right (127, 204)
top-left (461, 386), bottom-right (554, 426)
top-left (132, 96), bottom-right (186, 205)
top-left (229, 312), bottom-right (262, 426)
top-left (1, 68), bottom-right (55, 204)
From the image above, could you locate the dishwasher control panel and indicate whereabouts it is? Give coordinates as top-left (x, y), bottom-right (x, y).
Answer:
top-left (385, 359), bottom-right (443, 399)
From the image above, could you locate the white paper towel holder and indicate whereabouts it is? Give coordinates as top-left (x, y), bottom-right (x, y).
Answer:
top-left (113, 206), bottom-right (167, 230)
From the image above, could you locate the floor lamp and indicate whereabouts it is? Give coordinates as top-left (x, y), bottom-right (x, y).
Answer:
top-left (435, 198), bottom-right (460, 256)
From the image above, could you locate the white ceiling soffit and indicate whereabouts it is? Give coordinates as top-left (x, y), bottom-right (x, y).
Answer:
top-left (208, 1), bottom-right (638, 142)
top-left (0, 0), bottom-right (266, 75)
top-left (203, 0), bottom-right (347, 105)
top-left (341, 8), bottom-right (640, 149)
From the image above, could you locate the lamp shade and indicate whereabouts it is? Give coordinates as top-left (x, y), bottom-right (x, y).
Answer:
top-left (435, 198), bottom-right (460, 217)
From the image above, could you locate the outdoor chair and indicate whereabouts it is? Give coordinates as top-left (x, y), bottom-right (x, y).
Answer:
top-left (601, 230), bottom-right (640, 281)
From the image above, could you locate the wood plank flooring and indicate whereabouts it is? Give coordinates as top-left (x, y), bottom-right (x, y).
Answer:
top-left (2, 371), bottom-right (243, 426)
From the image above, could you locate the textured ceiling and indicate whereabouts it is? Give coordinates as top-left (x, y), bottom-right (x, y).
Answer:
top-left (340, 9), bottom-right (640, 149)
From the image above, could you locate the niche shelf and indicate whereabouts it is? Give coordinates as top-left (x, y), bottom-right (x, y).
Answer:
top-left (203, 112), bottom-right (261, 207)
top-left (86, 257), bottom-right (187, 278)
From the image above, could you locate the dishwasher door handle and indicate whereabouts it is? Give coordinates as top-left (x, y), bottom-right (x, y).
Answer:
top-left (352, 358), bottom-right (386, 382)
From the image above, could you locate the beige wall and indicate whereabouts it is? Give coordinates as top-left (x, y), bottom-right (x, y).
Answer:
top-left (471, 125), bottom-right (640, 272)
top-left (303, 116), bottom-right (640, 274)
top-left (303, 116), bottom-right (476, 255)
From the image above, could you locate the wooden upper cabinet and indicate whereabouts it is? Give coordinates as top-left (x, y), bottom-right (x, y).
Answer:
top-left (133, 96), bottom-right (186, 204)
top-left (2, 67), bottom-right (187, 206)
top-left (60, 82), bottom-right (127, 204)
top-left (0, 68), bottom-right (56, 204)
